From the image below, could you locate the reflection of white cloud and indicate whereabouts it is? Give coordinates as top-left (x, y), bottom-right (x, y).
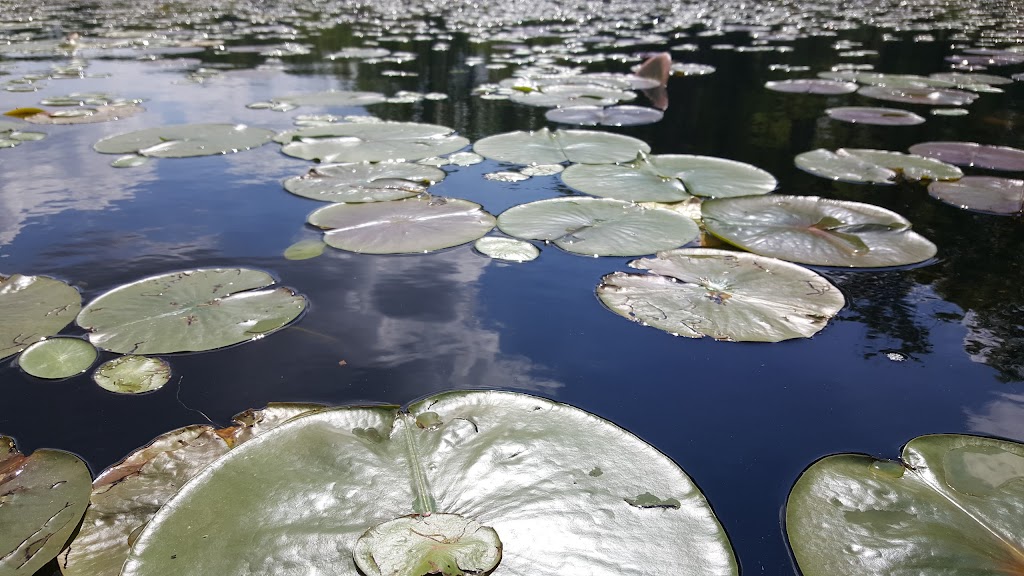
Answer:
top-left (962, 310), bottom-right (1002, 366)
top-left (966, 392), bottom-right (1024, 441)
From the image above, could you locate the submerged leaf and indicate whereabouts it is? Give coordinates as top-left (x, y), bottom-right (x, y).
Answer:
top-left (0, 274), bottom-right (81, 361)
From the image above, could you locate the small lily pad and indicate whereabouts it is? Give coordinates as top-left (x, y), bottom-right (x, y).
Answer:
top-left (598, 248), bottom-right (845, 342)
top-left (94, 124), bottom-right (275, 158)
top-left (907, 141), bottom-right (1024, 171)
top-left (354, 514), bottom-right (502, 576)
top-left (544, 105), bottom-right (664, 126)
top-left (825, 106), bottom-right (925, 125)
top-left (765, 79), bottom-right (858, 94)
top-left (308, 197), bottom-right (496, 254)
top-left (271, 90), bottom-right (387, 108)
top-left (841, 149), bottom-right (963, 181)
top-left (858, 85), bottom-right (979, 106)
top-left (795, 149), bottom-right (897, 184)
top-left (283, 162), bottom-right (444, 203)
top-left (474, 237), bottom-right (540, 262)
top-left (17, 337), bottom-right (97, 379)
top-left (0, 274), bottom-right (82, 361)
top-left (283, 238), bottom-right (327, 260)
top-left (928, 176), bottom-right (1024, 215)
top-left (110, 154), bottom-right (149, 168)
top-left (277, 122), bottom-right (469, 163)
top-left (509, 83), bottom-right (636, 108)
top-left (92, 355), bottom-right (172, 394)
top-left (22, 104), bottom-right (143, 125)
top-left (474, 127), bottom-right (650, 165)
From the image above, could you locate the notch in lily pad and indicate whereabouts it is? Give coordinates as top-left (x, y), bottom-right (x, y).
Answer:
top-left (284, 162), bottom-right (444, 203)
top-left (795, 148), bottom-right (962, 184)
top-left (276, 122), bottom-right (469, 163)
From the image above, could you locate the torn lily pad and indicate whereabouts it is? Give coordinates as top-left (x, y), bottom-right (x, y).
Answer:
top-left (308, 197), bottom-right (496, 254)
top-left (283, 162), bottom-right (444, 203)
top-left (497, 197), bottom-right (699, 257)
top-left (598, 248), bottom-right (845, 342)
top-left (0, 274), bottom-right (81, 361)
top-left (928, 176), bottom-right (1024, 215)
top-left (17, 337), bottom-right (97, 379)
top-left (702, 195), bottom-right (937, 268)
top-left (787, 434), bottom-right (1024, 576)
top-left (277, 122), bottom-right (469, 163)
top-left (92, 355), bottom-right (172, 394)
top-left (544, 105), bottom-right (664, 126)
top-left (474, 237), bottom-right (540, 262)
top-left (118, 391), bottom-right (738, 576)
top-left (474, 127), bottom-right (650, 165)
top-left (824, 106), bottom-right (925, 126)
top-left (94, 124), bottom-right (275, 158)
top-left (76, 268), bottom-right (307, 354)
top-left (907, 141), bottom-right (1024, 171)
top-left (0, 436), bottom-right (91, 576)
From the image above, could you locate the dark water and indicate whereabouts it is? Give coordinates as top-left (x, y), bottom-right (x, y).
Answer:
top-left (1, 2), bottom-right (1023, 574)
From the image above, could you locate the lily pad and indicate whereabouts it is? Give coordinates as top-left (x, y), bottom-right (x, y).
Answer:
top-left (544, 105), bottom-right (664, 126)
top-left (308, 197), bottom-right (496, 254)
top-left (272, 90), bottom-right (387, 108)
top-left (473, 237), bottom-right (540, 262)
top-left (354, 514), bottom-right (502, 576)
top-left (94, 124), bottom-right (275, 158)
top-left (277, 122), bottom-right (469, 163)
top-left (598, 248), bottom-right (845, 342)
top-left (284, 162), bottom-right (444, 203)
top-left (22, 104), bottom-right (143, 125)
top-left (0, 274), bottom-right (81, 361)
top-left (0, 436), bottom-right (91, 576)
top-left (824, 106), bottom-right (925, 125)
top-left (765, 79), bottom-right (858, 94)
top-left (857, 85), bottom-right (979, 106)
top-left (787, 434), bottom-right (1024, 576)
top-left (561, 153), bottom-right (776, 202)
top-left (17, 337), bottom-right (97, 379)
top-left (76, 268), bottom-right (307, 354)
top-left (841, 149), bottom-right (963, 181)
top-left (907, 141), bottom-right (1024, 171)
top-left (474, 127), bottom-right (650, 165)
top-left (509, 84), bottom-right (636, 108)
top-left (92, 355), bottom-right (172, 394)
top-left (283, 238), bottom-right (326, 260)
top-left (497, 197), bottom-right (699, 257)
top-left (702, 195), bottom-right (937, 267)
top-left (928, 176), bottom-right (1024, 215)
top-left (794, 149), bottom-right (897, 184)
top-left (118, 390), bottom-right (738, 576)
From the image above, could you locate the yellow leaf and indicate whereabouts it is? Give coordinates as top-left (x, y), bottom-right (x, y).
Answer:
top-left (4, 107), bottom-right (47, 119)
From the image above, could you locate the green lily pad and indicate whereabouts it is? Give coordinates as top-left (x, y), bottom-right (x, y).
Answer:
top-left (110, 154), bottom-right (149, 168)
top-left (17, 337), bottom-right (97, 379)
top-left (277, 122), bottom-right (469, 163)
top-left (354, 514), bottom-right (502, 576)
top-left (308, 197), bottom-right (496, 254)
top-left (92, 355), bottom-right (172, 394)
top-left (795, 149), bottom-right (897, 184)
top-left (702, 195), bottom-right (937, 267)
top-left (284, 162), bottom-right (444, 203)
top-left (283, 238), bottom-right (327, 260)
top-left (561, 153), bottom-right (776, 202)
top-left (765, 79), bottom-right (858, 94)
top-left (22, 104), bottom-right (143, 125)
top-left (824, 106), bottom-right (925, 126)
top-left (118, 391), bottom-right (738, 576)
top-left (841, 149), bottom-right (963, 181)
top-left (473, 127), bottom-right (650, 165)
top-left (930, 72), bottom-right (1014, 86)
top-left (544, 105), bottom-right (663, 126)
top-left (473, 237), bottom-right (540, 262)
top-left (928, 176), bottom-right (1024, 215)
top-left (76, 268), bottom-right (307, 354)
top-left (94, 124), bottom-right (275, 158)
top-left (907, 141), bottom-right (1024, 171)
top-left (0, 436), bottom-right (91, 576)
top-left (0, 274), bottom-right (81, 361)
top-left (598, 248), bottom-right (845, 342)
top-left (857, 85), bottom-right (979, 106)
top-left (272, 90), bottom-right (387, 108)
top-left (497, 197), bottom-right (699, 257)
top-left (787, 434), bottom-right (1024, 576)
top-left (509, 83), bottom-right (636, 108)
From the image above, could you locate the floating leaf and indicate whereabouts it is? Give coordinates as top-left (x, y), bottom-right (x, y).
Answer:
top-left (110, 155), bottom-right (148, 168)
top-left (92, 355), bottom-right (172, 394)
top-left (795, 149), bottom-right (897, 184)
top-left (0, 274), bottom-right (81, 361)
top-left (447, 152), bottom-right (484, 166)
top-left (271, 90), bottom-right (387, 108)
top-left (519, 164), bottom-right (563, 177)
top-left (484, 171), bottom-right (529, 182)
top-left (474, 237), bottom-right (540, 262)
top-left (824, 106), bottom-right (925, 126)
top-left (928, 176), bottom-right (1024, 215)
top-left (277, 122), bottom-right (469, 163)
top-left (22, 104), bottom-right (143, 125)
top-left (509, 84), bottom-right (636, 108)
top-left (497, 197), bottom-right (699, 257)
top-left (857, 85), bottom-right (979, 106)
top-left (118, 391), bottom-right (738, 576)
top-left (283, 238), bottom-right (327, 260)
top-left (474, 127), bottom-right (650, 165)
top-left (765, 79), bottom-right (858, 94)
top-left (0, 436), bottom-right (90, 576)
top-left (284, 162), bottom-right (444, 203)
top-left (562, 153), bottom-right (776, 202)
top-left (544, 105), bottom-right (664, 126)
top-left (841, 149), bottom-right (963, 181)
top-left (3, 107), bottom-right (46, 119)
top-left (787, 434), bottom-right (1024, 576)
top-left (907, 141), bottom-right (1024, 171)
top-left (702, 195), bottom-right (937, 267)
top-left (670, 63), bottom-right (716, 76)
top-left (598, 248), bottom-right (845, 342)
top-left (94, 124), bottom-right (275, 158)
top-left (76, 268), bottom-right (307, 354)
top-left (17, 337), bottom-right (97, 379)
top-left (308, 197), bottom-right (496, 254)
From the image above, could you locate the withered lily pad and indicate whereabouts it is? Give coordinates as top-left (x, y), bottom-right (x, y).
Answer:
top-left (598, 248), bottom-right (845, 342)
top-left (928, 176), bottom-right (1024, 215)
top-left (94, 124), bottom-right (275, 157)
top-left (21, 104), bottom-right (143, 125)
top-left (0, 274), bottom-right (81, 361)
top-left (474, 127), bottom-right (650, 165)
top-left (825, 106), bottom-right (925, 126)
top-left (17, 337), bottom-right (97, 379)
top-left (907, 141), bottom-right (1024, 171)
top-left (76, 268), bottom-right (307, 354)
top-left (277, 122), bottom-right (469, 163)
top-left (284, 162), bottom-right (444, 203)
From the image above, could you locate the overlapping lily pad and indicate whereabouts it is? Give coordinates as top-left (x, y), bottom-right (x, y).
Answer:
top-left (544, 105), bottom-right (664, 126)
top-left (76, 268), bottom-right (307, 354)
top-left (92, 355), bottom-right (172, 394)
top-left (907, 141), bottom-right (1024, 171)
top-left (702, 195), bottom-right (937, 267)
top-left (928, 176), bottom-right (1024, 215)
top-left (474, 127), bottom-right (650, 165)
top-left (0, 274), bottom-right (81, 361)
top-left (17, 337), bottom-right (97, 379)
top-left (94, 124), bottom-right (275, 157)
top-left (117, 391), bottom-right (738, 576)
top-left (497, 197), bottom-right (699, 256)
top-left (510, 83), bottom-right (636, 108)
top-left (277, 122), bottom-right (469, 163)
top-left (561, 153), bottom-right (777, 202)
top-left (283, 162), bottom-right (444, 203)
top-left (787, 434), bottom-right (1024, 576)
top-left (824, 106), bottom-right (925, 125)
top-left (1, 436), bottom-right (91, 576)
top-left (308, 197), bottom-right (496, 254)
top-left (598, 249), bottom-right (845, 342)
top-left (795, 148), bottom-right (961, 184)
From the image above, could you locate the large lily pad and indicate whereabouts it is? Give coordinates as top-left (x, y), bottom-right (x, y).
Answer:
top-left (17, 337), bottom-right (97, 379)
top-left (119, 391), bottom-right (738, 576)
top-left (795, 149), bottom-right (897, 184)
top-left (765, 79), bottom-right (858, 94)
top-left (598, 249), bottom-right (845, 342)
top-left (284, 162), bottom-right (445, 203)
top-left (76, 268), bottom-right (307, 354)
top-left (277, 122), bottom-right (469, 163)
top-left (308, 197), bottom-right (496, 254)
top-left (544, 105), bottom-right (664, 126)
top-left (841, 149), bottom-right (963, 181)
top-left (94, 124), bottom-right (275, 157)
top-left (509, 84), bottom-right (636, 108)
top-left (473, 127), bottom-right (650, 165)
top-left (702, 196), bottom-right (937, 268)
top-left (928, 176), bottom-right (1024, 215)
top-left (0, 274), bottom-right (81, 361)
top-left (824, 106), bottom-right (925, 126)
top-left (787, 434), bottom-right (1024, 576)
top-left (497, 197), bottom-right (699, 257)
top-left (907, 141), bottom-right (1024, 171)
top-left (272, 90), bottom-right (387, 108)
top-left (1, 437), bottom-right (91, 576)
top-left (561, 153), bottom-right (776, 202)
top-left (857, 85), bottom-right (978, 106)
